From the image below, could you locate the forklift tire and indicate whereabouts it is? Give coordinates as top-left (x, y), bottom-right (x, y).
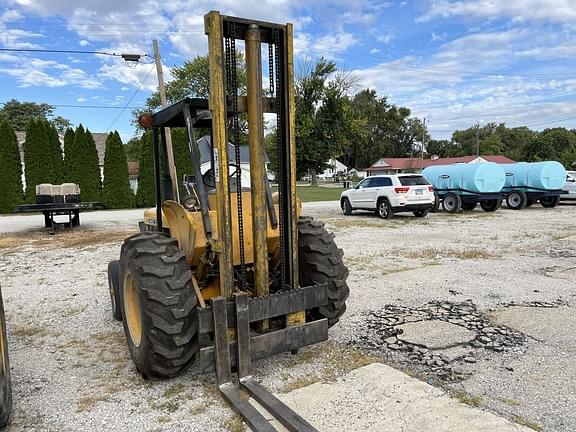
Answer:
top-left (298, 217), bottom-right (349, 327)
top-left (119, 232), bottom-right (199, 379)
top-left (540, 195), bottom-right (560, 208)
top-left (0, 289), bottom-right (12, 428)
top-left (107, 260), bottom-right (122, 321)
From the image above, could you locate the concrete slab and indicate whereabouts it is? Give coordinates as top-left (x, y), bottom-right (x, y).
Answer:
top-left (488, 306), bottom-right (576, 352)
top-left (396, 319), bottom-right (477, 349)
top-left (262, 363), bottom-right (530, 431)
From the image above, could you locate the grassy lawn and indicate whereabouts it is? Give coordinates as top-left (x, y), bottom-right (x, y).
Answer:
top-left (273, 185), bottom-right (344, 202)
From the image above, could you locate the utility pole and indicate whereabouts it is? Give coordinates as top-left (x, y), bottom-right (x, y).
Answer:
top-left (421, 117), bottom-right (426, 172)
top-left (476, 123), bottom-right (480, 156)
top-left (153, 39), bottom-right (179, 202)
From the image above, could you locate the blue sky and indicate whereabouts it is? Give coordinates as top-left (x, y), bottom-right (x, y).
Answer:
top-left (0, 0), bottom-right (575, 141)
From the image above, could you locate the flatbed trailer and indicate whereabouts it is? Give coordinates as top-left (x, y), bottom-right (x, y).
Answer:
top-left (433, 189), bottom-right (503, 213)
top-left (501, 187), bottom-right (565, 209)
top-left (14, 202), bottom-right (105, 230)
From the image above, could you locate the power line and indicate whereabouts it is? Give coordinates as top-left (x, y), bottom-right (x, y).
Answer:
top-left (105, 64), bottom-right (156, 132)
top-left (0, 47), bottom-right (151, 59)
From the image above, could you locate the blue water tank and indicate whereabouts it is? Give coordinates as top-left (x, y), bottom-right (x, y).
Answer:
top-left (422, 162), bottom-right (506, 195)
top-left (501, 161), bottom-right (566, 191)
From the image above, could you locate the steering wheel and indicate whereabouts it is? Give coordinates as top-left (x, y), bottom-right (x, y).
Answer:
top-left (202, 164), bottom-right (240, 188)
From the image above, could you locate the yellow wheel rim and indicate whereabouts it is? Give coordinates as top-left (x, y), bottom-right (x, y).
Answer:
top-left (123, 273), bottom-right (142, 347)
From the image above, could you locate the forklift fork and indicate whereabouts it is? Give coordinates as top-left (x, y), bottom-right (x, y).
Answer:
top-left (212, 294), bottom-right (318, 432)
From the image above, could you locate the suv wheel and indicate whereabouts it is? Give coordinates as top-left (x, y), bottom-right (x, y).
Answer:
top-left (341, 198), bottom-right (353, 216)
top-left (413, 209), bottom-right (429, 218)
top-left (376, 199), bottom-right (393, 219)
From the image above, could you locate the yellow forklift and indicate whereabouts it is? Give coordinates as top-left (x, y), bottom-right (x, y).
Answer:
top-left (108, 11), bottom-right (349, 431)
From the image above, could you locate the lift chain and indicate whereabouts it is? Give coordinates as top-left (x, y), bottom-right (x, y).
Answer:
top-left (272, 28), bottom-right (287, 289)
top-left (226, 22), bottom-right (247, 291)
top-left (268, 42), bottom-right (274, 95)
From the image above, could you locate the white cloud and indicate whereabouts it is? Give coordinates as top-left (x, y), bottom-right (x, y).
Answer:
top-left (369, 48), bottom-right (380, 54)
top-left (431, 31), bottom-right (446, 41)
top-left (0, 56), bottom-right (102, 89)
top-left (417, 0), bottom-right (576, 23)
top-left (79, 40), bottom-right (89, 46)
top-left (77, 97), bottom-right (87, 102)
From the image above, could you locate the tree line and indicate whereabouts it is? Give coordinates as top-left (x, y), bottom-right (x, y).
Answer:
top-left (427, 123), bottom-right (576, 168)
top-left (0, 106), bottom-right (134, 213)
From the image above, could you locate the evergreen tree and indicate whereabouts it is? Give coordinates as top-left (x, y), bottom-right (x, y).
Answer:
top-left (44, 121), bottom-right (64, 183)
top-left (23, 119), bottom-right (53, 202)
top-left (63, 127), bottom-right (75, 180)
top-left (171, 128), bottom-right (193, 198)
top-left (102, 132), bottom-right (134, 208)
top-left (77, 128), bottom-right (102, 202)
top-left (67, 125), bottom-right (85, 185)
top-left (136, 132), bottom-right (155, 207)
top-left (0, 120), bottom-right (23, 212)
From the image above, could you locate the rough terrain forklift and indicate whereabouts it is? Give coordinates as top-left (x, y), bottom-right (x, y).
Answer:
top-left (108, 11), bottom-right (349, 431)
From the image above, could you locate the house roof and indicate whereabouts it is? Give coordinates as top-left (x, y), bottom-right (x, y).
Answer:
top-left (368, 155), bottom-right (515, 171)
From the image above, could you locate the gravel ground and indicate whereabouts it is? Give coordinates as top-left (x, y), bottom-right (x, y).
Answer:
top-left (0, 201), bottom-right (574, 431)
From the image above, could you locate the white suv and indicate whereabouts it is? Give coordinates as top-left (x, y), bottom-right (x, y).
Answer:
top-left (340, 174), bottom-right (435, 219)
top-left (562, 171), bottom-right (576, 201)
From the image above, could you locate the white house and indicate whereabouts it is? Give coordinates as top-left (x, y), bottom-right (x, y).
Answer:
top-left (318, 158), bottom-right (347, 179)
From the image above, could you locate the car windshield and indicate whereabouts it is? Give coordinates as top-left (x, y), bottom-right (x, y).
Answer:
top-left (399, 176), bottom-right (429, 186)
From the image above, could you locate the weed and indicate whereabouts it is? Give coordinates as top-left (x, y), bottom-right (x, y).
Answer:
top-left (163, 383), bottom-right (186, 398)
top-left (396, 247), bottom-right (497, 260)
top-left (513, 415), bottom-right (542, 431)
top-left (157, 415), bottom-right (171, 424)
top-left (224, 414), bottom-right (246, 432)
top-left (12, 324), bottom-right (49, 338)
top-left (499, 397), bottom-right (520, 406)
top-left (451, 390), bottom-right (482, 407)
top-left (282, 376), bottom-right (318, 393)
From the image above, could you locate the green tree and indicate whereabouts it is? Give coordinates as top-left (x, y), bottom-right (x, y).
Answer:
top-left (524, 128), bottom-right (576, 168)
top-left (43, 121), bottom-right (64, 183)
top-left (426, 139), bottom-right (458, 158)
top-left (480, 134), bottom-right (503, 155)
top-left (124, 137), bottom-right (140, 161)
top-left (23, 120), bottom-right (53, 202)
top-left (136, 132), bottom-right (155, 207)
top-left (0, 120), bottom-right (23, 212)
top-left (102, 132), bottom-right (134, 208)
top-left (0, 99), bottom-right (71, 132)
top-left (63, 127), bottom-right (76, 180)
top-left (78, 129), bottom-right (102, 202)
top-left (171, 128), bottom-right (193, 197)
top-left (66, 125), bottom-right (85, 184)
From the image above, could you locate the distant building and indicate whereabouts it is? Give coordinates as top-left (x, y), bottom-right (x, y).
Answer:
top-left (366, 155), bottom-right (515, 176)
top-left (318, 159), bottom-right (348, 179)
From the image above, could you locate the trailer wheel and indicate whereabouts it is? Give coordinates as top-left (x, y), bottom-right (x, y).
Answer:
top-left (506, 191), bottom-right (527, 210)
top-left (0, 289), bottom-right (12, 428)
top-left (341, 198), bottom-right (353, 216)
top-left (442, 193), bottom-right (461, 213)
top-left (119, 232), bottom-right (199, 378)
top-left (480, 199), bottom-right (502, 212)
top-left (540, 195), bottom-right (560, 208)
top-left (376, 198), bottom-right (394, 219)
top-left (107, 260), bottom-right (122, 321)
top-left (298, 217), bottom-right (349, 327)
top-left (461, 202), bottom-right (477, 211)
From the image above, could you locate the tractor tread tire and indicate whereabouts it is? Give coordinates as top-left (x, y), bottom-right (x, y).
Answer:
top-left (0, 289), bottom-right (12, 429)
top-left (119, 232), bottom-right (199, 379)
top-left (298, 217), bottom-right (349, 327)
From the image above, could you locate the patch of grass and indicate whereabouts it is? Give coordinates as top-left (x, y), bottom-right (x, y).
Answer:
top-left (163, 383), bottom-right (186, 398)
top-left (77, 395), bottom-right (108, 413)
top-left (224, 414), bottom-right (246, 432)
top-left (397, 247), bottom-right (497, 260)
top-left (499, 397), bottom-right (521, 407)
top-left (0, 229), bottom-right (137, 251)
top-left (190, 400), bottom-right (211, 415)
top-left (451, 390), bottom-right (482, 407)
top-left (157, 415), bottom-right (171, 424)
top-left (280, 342), bottom-right (378, 393)
top-left (513, 415), bottom-right (542, 431)
top-left (150, 399), bottom-right (180, 413)
top-left (272, 185), bottom-right (343, 202)
top-left (12, 324), bottom-right (50, 338)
